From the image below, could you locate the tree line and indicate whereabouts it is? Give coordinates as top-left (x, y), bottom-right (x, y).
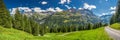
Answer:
top-left (110, 0), bottom-right (120, 24)
top-left (0, 0), bottom-right (42, 36)
top-left (0, 0), bottom-right (105, 36)
top-left (39, 12), bottom-right (105, 33)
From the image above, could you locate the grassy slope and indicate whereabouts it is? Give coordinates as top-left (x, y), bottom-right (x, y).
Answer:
top-left (0, 26), bottom-right (112, 40)
top-left (36, 27), bottom-right (112, 40)
top-left (110, 23), bottom-right (120, 30)
top-left (0, 26), bottom-right (34, 40)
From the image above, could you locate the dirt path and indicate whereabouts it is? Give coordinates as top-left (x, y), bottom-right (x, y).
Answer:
top-left (105, 26), bottom-right (120, 40)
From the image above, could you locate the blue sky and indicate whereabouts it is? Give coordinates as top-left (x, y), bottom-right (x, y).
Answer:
top-left (4, 0), bottom-right (118, 16)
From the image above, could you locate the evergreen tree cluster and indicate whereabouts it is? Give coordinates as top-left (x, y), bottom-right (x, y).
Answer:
top-left (12, 9), bottom-right (44, 36)
top-left (0, 0), bottom-right (43, 36)
top-left (0, 0), bottom-right (12, 28)
top-left (110, 0), bottom-right (120, 24)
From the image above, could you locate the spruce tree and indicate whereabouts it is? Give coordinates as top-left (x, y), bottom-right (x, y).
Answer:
top-left (0, 0), bottom-right (12, 28)
top-left (24, 15), bottom-right (32, 33)
top-left (116, 0), bottom-right (120, 22)
top-left (31, 21), bottom-right (39, 36)
top-left (13, 8), bottom-right (23, 30)
top-left (110, 0), bottom-right (120, 24)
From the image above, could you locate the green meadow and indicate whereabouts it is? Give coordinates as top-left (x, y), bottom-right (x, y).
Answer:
top-left (110, 23), bottom-right (120, 30)
top-left (0, 26), bottom-right (112, 40)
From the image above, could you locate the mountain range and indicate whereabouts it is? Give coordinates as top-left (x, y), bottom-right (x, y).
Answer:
top-left (99, 14), bottom-right (112, 24)
top-left (12, 8), bottom-right (111, 24)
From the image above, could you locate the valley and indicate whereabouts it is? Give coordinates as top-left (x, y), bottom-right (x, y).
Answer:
top-left (0, 0), bottom-right (120, 40)
top-left (0, 26), bottom-right (112, 40)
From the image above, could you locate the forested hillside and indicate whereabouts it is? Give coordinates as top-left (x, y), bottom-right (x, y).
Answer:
top-left (0, 0), bottom-right (42, 36)
top-left (110, 0), bottom-right (120, 24)
top-left (0, 0), bottom-right (106, 36)
top-left (0, 0), bottom-right (115, 40)
top-left (0, 26), bottom-right (111, 40)
top-left (0, 0), bottom-right (12, 28)
top-left (110, 0), bottom-right (120, 30)
top-left (29, 8), bottom-right (104, 33)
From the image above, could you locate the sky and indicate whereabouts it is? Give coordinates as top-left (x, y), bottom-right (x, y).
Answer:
top-left (4, 0), bottom-right (118, 16)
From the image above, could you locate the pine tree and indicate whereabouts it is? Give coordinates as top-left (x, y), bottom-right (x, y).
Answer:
top-left (39, 25), bottom-right (45, 36)
top-left (110, 0), bottom-right (120, 24)
top-left (24, 16), bottom-right (32, 33)
top-left (0, 0), bottom-right (12, 28)
top-left (31, 21), bottom-right (39, 36)
top-left (110, 14), bottom-right (117, 24)
top-left (89, 23), bottom-right (93, 29)
top-left (13, 9), bottom-right (32, 33)
top-left (21, 16), bottom-right (25, 31)
top-left (87, 23), bottom-right (91, 30)
top-left (116, 0), bottom-right (120, 22)
top-left (13, 8), bottom-right (23, 30)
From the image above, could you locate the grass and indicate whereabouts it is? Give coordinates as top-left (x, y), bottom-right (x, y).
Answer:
top-left (0, 26), bottom-right (34, 40)
top-left (0, 26), bottom-right (112, 40)
top-left (110, 23), bottom-right (120, 30)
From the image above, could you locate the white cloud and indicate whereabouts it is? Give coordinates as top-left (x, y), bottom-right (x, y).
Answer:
top-left (105, 0), bottom-right (108, 1)
top-left (9, 9), bottom-right (12, 12)
top-left (83, 3), bottom-right (96, 10)
top-left (67, 0), bottom-right (71, 4)
top-left (59, 0), bottom-right (71, 4)
top-left (65, 5), bottom-right (71, 9)
top-left (73, 7), bottom-right (76, 9)
top-left (18, 7), bottom-right (32, 12)
top-left (41, 1), bottom-right (47, 5)
top-left (110, 6), bottom-right (116, 10)
top-left (10, 8), bottom-right (17, 14)
top-left (10, 7), bottom-right (63, 14)
top-left (99, 6), bottom-right (116, 16)
top-left (110, 11), bottom-right (115, 14)
top-left (99, 11), bottom-right (115, 16)
top-left (10, 7), bottom-right (32, 14)
top-left (33, 7), bottom-right (46, 12)
top-left (55, 7), bottom-right (63, 12)
top-left (102, 13), bottom-right (107, 15)
top-left (78, 8), bottom-right (82, 10)
top-left (46, 7), bottom-right (63, 12)
top-left (99, 13), bottom-right (109, 16)
top-left (46, 7), bottom-right (56, 12)
top-left (110, 6), bottom-right (116, 14)
top-left (59, 0), bottom-right (66, 4)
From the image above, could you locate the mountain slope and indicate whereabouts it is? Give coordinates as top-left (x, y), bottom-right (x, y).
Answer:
top-left (42, 9), bottom-right (100, 27)
top-left (78, 9), bottom-right (100, 23)
top-left (26, 9), bottom-right (101, 32)
top-left (0, 26), bottom-right (112, 40)
top-left (100, 14), bottom-right (112, 23)
top-left (19, 8), bottom-right (101, 25)
top-left (110, 23), bottom-right (120, 30)
top-left (0, 26), bottom-right (34, 40)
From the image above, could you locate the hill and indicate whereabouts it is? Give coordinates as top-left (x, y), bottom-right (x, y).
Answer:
top-left (110, 23), bottom-right (120, 30)
top-left (0, 26), bottom-right (34, 40)
top-left (0, 26), bottom-right (112, 40)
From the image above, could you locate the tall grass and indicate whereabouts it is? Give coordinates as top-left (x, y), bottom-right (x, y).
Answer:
top-left (110, 23), bottom-right (120, 30)
top-left (0, 26), bottom-right (112, 40)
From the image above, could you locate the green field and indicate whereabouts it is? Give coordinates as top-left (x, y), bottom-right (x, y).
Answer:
top-left (0, 26), bottom-right (112, 40)
top-left (110, 23), bottom-right (120, 30)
